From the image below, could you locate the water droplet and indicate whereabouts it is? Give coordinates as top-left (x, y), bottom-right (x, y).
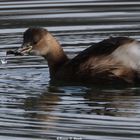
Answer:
top-left (0, 52), bottom-right (7, 64)
top-left (1, 58), bottom-right (7, 64)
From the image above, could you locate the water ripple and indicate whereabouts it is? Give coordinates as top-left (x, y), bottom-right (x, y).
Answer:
top-left (0, 0), bottom-right (140, 140)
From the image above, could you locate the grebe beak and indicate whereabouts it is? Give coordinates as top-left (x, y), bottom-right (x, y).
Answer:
top-left (18, 43), bottom-right (33, 55)
top-left (6, 43), bottom-right (33, 56)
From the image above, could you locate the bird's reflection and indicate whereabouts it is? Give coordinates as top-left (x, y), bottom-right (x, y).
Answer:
top-left (84, 87), bottom-right (139, 117)
top-left (24, 83), bottom-right (139, 122)
top-left (24, 86), bottom-right (61, 121)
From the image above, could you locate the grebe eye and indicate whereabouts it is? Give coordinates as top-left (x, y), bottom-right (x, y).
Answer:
top-left (33, 36), bottom-right (39, 45)
top-left (33, 40), bottom-right (38, 45)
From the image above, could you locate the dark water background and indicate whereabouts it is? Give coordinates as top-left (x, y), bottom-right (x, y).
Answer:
top-left (0, 0), bottom-right (140, 140)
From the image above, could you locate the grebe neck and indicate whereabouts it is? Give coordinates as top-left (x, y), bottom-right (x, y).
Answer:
top-left (43, 33), bottom-right (69, 78)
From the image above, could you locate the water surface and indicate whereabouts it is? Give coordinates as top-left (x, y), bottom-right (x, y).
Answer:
top-left (0, 0), bottom-right (140, 140)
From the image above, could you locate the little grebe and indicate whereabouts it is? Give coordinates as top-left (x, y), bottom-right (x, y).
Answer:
top-left (10, 27), bottom-right (140, 84)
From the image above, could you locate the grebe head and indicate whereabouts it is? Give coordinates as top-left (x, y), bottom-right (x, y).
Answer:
top-left (18, 27), bottom-right (68, 75)
top-left (19, 27), bottom-right (50, 56)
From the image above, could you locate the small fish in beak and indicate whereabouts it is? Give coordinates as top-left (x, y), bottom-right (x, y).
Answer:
top-left (6, 50), bottom-right (23, 56)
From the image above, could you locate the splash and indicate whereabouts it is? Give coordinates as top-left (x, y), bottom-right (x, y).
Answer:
top-left (0, 52), bottom-right (7, 65)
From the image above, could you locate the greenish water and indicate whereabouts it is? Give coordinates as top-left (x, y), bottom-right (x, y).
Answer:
top-left (0, 0), bottom-right (140, 140)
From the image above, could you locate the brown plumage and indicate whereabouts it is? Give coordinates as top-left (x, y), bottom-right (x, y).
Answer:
top-left (9, 27), bottom-right (140, 85)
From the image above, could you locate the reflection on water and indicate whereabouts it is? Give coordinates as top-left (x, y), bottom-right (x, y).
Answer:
top-left (0, 0), bottom-right (140, 140)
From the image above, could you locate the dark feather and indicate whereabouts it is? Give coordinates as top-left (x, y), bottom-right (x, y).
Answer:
top-left (69, 36), bottom-right (134, 65)
top-left (61, 37), bottom-right (135, 84)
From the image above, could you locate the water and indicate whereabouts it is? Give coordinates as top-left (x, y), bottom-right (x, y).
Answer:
top-left (0, 0), bottom-right (140, 140)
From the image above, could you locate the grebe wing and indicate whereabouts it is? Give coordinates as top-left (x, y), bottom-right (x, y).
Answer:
top-left (69, 37), bottom-right (134, 65)
top-left (64, 37), bottom-right (136, 83)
